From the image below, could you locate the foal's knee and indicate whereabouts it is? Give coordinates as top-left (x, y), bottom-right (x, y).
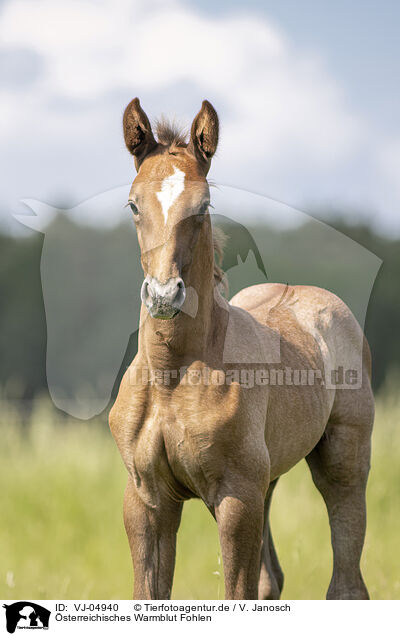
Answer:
top-left (216, 492), bottom-right (264, 545)
top-left (215, 486), bottom-right (265, 599)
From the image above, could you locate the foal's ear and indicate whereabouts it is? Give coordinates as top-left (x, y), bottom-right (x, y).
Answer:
top-left (188, 100), bottom-right (219, 172)
top-left (123, 98), bottom-right (157, 169)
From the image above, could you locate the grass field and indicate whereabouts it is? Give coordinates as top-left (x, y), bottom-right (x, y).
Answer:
top-left (1, 388), bottom-right (399, 600)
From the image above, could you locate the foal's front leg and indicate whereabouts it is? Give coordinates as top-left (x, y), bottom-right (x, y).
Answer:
top-left (123, 477), bottom-right (183, 599)
top-left (215, 478), bottom-right (265, 599)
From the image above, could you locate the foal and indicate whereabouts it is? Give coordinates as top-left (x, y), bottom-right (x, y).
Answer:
top-left (110, 98), bottom-right (374, 600)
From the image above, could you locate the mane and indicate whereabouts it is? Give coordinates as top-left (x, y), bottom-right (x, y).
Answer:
top-left (154, 116), bottom-right (188, 150)
top-left (212, 226), bottom-right (228, 296)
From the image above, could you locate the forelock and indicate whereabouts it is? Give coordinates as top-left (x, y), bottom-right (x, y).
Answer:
top-left (154, 116), bottom-right (188, 151)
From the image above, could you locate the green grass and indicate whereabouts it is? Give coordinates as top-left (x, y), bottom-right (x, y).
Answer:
top-left (0, 391), bottom-right (399, 600)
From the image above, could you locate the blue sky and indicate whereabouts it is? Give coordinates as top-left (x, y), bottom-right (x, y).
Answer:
top-left (1, 0), bottom-right (399, 234)
top-left (204, 0), bottom-right (400, 124)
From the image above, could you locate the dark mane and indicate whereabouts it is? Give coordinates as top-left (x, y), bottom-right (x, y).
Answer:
top-left (154, 116), bottom-right (188, 149)
top-left (212, 226), bottom-right (228, 296)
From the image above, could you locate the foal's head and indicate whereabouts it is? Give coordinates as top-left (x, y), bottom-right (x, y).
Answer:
top-left (123, 98), bottom-right (219, 320)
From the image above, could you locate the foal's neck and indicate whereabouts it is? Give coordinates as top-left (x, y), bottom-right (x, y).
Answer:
top-left (139, 219), bottom-right (222, 369)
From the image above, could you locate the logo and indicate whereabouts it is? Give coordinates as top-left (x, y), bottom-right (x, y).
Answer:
top-left (2, 602), bottom-right (50, 633)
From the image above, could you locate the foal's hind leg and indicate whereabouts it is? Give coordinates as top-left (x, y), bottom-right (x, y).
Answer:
top-left (306, 388), bottom-right (373, 599)
top-left (258, 479), bottom-right (284, 600)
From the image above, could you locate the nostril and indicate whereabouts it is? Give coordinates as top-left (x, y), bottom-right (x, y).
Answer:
top-left (140, 279), bottom-right (150, 305)
top-left (173, 278), bottom-right (186, 307)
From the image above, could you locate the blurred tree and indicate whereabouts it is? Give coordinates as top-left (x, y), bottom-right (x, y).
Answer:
top-left (0, 214), bottom-right (396, 409)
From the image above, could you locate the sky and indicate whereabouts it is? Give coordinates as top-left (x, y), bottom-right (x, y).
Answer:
top-left (1, 0), bottom-right (399, 234)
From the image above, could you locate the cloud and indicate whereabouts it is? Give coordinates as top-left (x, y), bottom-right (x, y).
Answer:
top-left (0, 0), bottom-right (396, 229)
top-left (0, 0), bottom-right (361, 152)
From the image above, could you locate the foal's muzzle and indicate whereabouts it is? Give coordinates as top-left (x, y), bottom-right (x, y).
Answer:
top-left (141, 275), bottom-right (186, 319)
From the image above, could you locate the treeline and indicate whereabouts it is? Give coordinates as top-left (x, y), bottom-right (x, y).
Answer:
top-left (0, 213), bottom-right (398, 409)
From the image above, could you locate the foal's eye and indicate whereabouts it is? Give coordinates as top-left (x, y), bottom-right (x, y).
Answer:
top-left (200, 202), bottom-right (209, 214)
top-left (128, 201), bottom-right (139, 216)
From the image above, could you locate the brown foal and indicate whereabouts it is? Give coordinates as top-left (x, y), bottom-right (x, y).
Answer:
top-left (110, 98), bottom-right (374, 600)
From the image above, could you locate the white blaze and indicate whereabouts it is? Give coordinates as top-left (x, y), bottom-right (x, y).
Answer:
top-left (156, 166), bottom-right (185, 224)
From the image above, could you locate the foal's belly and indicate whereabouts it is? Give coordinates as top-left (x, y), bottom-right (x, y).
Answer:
top-left (265, 382), bottom-right (334, 480)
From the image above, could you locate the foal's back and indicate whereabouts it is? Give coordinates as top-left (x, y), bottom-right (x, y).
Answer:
top-left (230, 281), bottom-right (369, 380)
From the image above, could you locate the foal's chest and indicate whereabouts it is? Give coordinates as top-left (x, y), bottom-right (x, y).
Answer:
top-left (132, 373), bottom-right (258, 501)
